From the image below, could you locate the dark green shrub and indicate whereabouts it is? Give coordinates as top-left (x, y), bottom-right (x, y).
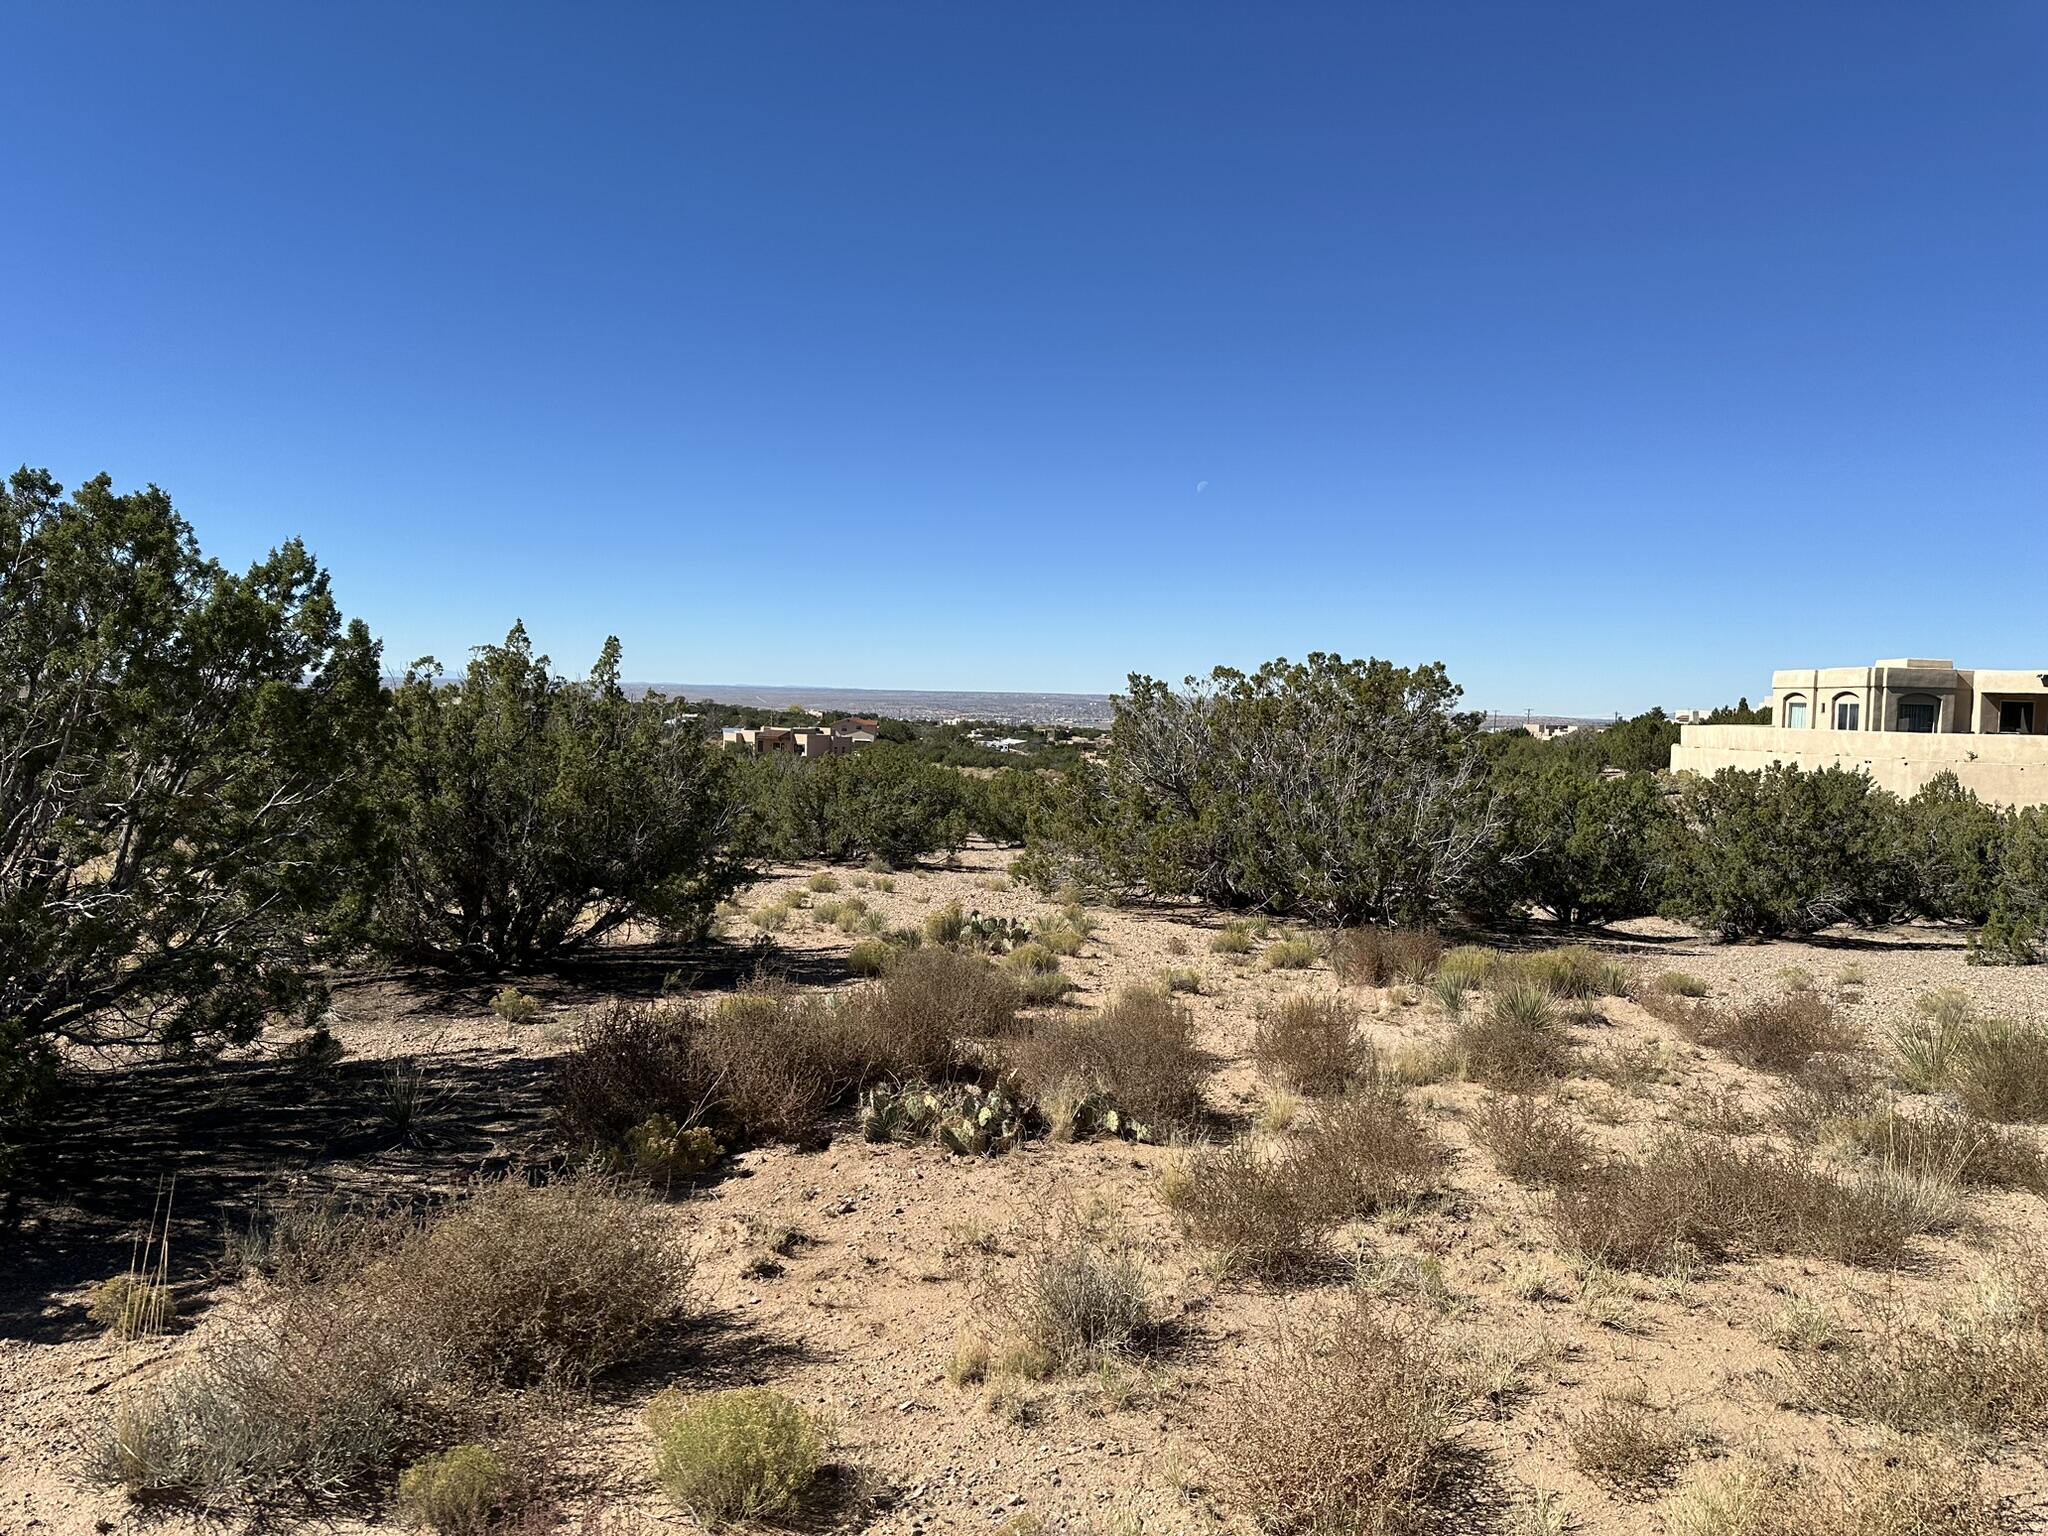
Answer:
top-left (1496, 756), bottom-right (1669, 926)
top-left (1661, 764), bottom-right (1910, 938)
top-left (743, 745), bottom-right (969, 868)
top-left (1899, 772), bottom-right (2005, 925)
top-left (375, 628), bottom-right (744, 969)
top-left (1972, 805), bottom-right (2048, 965)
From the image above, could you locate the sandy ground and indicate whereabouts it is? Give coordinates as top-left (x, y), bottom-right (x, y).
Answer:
top-left (5, 841), bottom-right (2047, 1534)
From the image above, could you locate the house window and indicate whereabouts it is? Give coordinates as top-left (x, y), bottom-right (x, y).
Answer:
top-left (2000, 700), bottom-right (2036, 734)
top-left (1834, 697), bottom-right (1860, 731)
top-left (1783, 696), bottom-right (1807, 729)
top-left (1897, 696), bottom-right (1939, 733)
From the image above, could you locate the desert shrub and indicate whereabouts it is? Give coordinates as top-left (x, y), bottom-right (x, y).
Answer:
top-left (806, 872), bottom-right (840, 894)
top-left (1662, 764), bottom-right (1909, 938)
top-left (396, 1444), bottom-right (520, 1535)
top-left (1951, 1014), bottom-right (2048, 1122)
top-left (1013, 967), bottom-right (1078, 1004)
top-left (1685, 990), bottom-right (1859, 1074)
top-left (87, 1273), bottom-right (176, 1340)
top-left (376, 630), bottom-right (743, 969)
top-left (1002, 940), bottom-right (1061, 977)
top-left (743, 745), bottom-right (969, 868)
top-left (621, 1114), bottom-right (723, 1183)
top-left (1497, 754), bottom-right (1669, 926)
top-left (1469, 1095), bottom-right (1596, 1187)
top-left (1666, 1445), bottom-right (1996, 1536)
top-left (1567, 1399), bottom-right (1692, 1497)
top-left (1166, 1138), bottom-right (1321, 1280)
top-left (695, 988), bottom-right (848, 1144)
top-left (1010, 986), bottom-right (1205, 1134)
top-left (1252, 994), bottom-right (1371, 1095)
top-left (1289, 1084), bottom-right (1451, 1221)
top-left (923, 900), bottom-right (968, 945)
top-left (488, 987), bottom-right (541, 1025)
top-left (1162, 966), bottom-right (1202, 994)
top-left (647, 1387), bottom-right (825, 1525)
top-left (1552, 1135), bottom-right (1956, 1272)
top-left (385, 1176), bottom-right (692, 1386)
top-left (982, 1216), bottom-right (1152, 1370)
top-left (1826, 1103), bottom-right (2046, 1194)
top-left (1971, 804), bottom-right (2048, 965)
top-left (1512, 945), bottom-right (1619, 1001)
top-left (839, 946), bottom-right (1017, 1071)
top-left (1216, 1300), bottom-right (1460, 1536)
top-left (1796, 1298), bottom-right (2048, 1438)
top-left (1037, 655), bottom-right (1505, 924)
top-left (1653, 971), bottom-right (1709, 998)
top-left (1262, 938), bottom-right (1317, 970)
top-left (1209, 923), bottom-right (1256, 955)
top-left (1450, 983), bottom-right (1573, 1088)
top-left (556, 999), bottom-right (718, 1154)
top-left (1897, 773), bottom-right (2005, 925)
top-left (1327, 927), bottom-right (1444, 987)
top-left (846, 938), bottom-right (893, 978)
top-left (1436, 945), bottom-right (1498, 992)
top-left (1891, 989), bottom-right (1976, 1089)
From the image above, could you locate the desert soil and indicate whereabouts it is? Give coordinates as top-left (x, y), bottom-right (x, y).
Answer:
top-left (4, 840), bottom-right (2046, 1534)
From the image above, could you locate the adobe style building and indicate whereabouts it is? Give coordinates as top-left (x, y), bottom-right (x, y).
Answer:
top-left (1670, 659), bottom-right (2048, 807)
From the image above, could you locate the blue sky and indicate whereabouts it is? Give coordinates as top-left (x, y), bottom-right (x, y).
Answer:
top-left (5, 3), bottom-right (2044, 715)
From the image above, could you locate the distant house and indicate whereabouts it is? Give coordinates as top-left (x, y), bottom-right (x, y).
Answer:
top-left (722, 724), bottom-right (865, 759)
top-left (1672, 657), bottom-right (2048, 807)
top-left (830, 716), bottom-right (879, 737)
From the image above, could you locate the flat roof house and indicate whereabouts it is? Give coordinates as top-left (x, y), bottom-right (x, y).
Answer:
top-left (1670, 659), bottom-right (2048, 807)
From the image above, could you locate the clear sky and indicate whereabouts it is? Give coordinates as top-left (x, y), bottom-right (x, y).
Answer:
top-left (5, 3), bottom-right (2044, 716)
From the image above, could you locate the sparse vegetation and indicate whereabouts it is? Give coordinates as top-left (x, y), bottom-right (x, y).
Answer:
top-left (1251, 993), bottom-right (1371, 1095)
top-left (1451, 982), bottom-right (1573, 1088)
top-left (1216, 1300), bottom-right (1462, 1535)
top-left (1470, 1095), bottom-right (1597, 1187)
top-left (1327, 926), bottom-right (1444, 986)
top-left (647, 1387), bottom-right (826, 1526)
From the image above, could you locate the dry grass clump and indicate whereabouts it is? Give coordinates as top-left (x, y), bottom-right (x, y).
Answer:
top-left (1551, 1134), bottom-right (1958, 1272)
top-left (1010, 986), bottom-right (1206, 1133)
top-left (923, 899), bottom-right (968, 945)
top-left (1215, 1299), bottom-right (1462, 1536)
top-left (1252, 993), bottom-right (1372, 1095)
top-left (1823, 1102), bottom-right (2047, 1195)
top-left (845, 937), bottom-right (892, 978)
top-left (1262, 937), bottom-right (1318, 970)
top-left (646, 1387), bottom-right (826, 1526)
top-left (1164, 1138), bottom-right (1324, 1280)
top-left (1327, 927), bottom-right (1444, 987)
top-left (1683, 990), bottom-right (1860, 1074)
top-left (1168, 1084), bottom-right (1445, 1276)
top-left (805, 871), bottom-right (840, 893)
top-left (1651, 971), bottom-right (1710, 999)
top-left (1209, 922), bottom-right (1258, 955)
top-left (1289, 1084), bottom-right (1452, 1222)
top-left (1665, 1445), bottom-right (1996, 1536)
top-left (1510, 945), bottom-right (1625, 1002)
top-left (1567, 1398), bottom-right (1695, 1498)
top-left (1450, 982), bottom-right (1575, 1088)
top-left (1795, 1261), bottom-right (2048, 1437)
top-left (1887, 992), bottom-right (2048, 1121)
top-left (1436, 945), bottom-right (1499, 993)
top-left (978, 1214), bottom-right (1153, 1372)
top-left (1469, 1095), bottom-right (1597, 1187)
top-left (98, 1176), bottom-right (688, 1508)
top-left (88, 1273), bottom-right (176, 1341)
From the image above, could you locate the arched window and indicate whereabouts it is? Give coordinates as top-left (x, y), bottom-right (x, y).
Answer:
top-left (1833, 694), bottom-right (1860, 731)
top-left (1897, 694), bottom-right (1939, 733)
top-left (1782, 695), bottom-right (1808, 729)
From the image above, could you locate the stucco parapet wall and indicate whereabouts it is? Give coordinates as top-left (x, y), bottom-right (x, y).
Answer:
top-left (1671, 724), bottom-right (2048, 809)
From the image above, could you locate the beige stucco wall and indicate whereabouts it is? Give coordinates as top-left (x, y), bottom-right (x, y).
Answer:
top-left (1671, 723), bottom-right (2048, 808)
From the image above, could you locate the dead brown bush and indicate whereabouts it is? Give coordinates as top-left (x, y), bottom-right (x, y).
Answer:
top-left (1328, 927), bottom-right (1444, 988)
top-left (1469, 1095), bottom-right (1596, 1187)
top-left (556, 999), bottom-right (717, 1152)
top-left (842, 945), bottom-right (1021, 1063)
top-left (1252, 993), bottom-right (1372, 1095)
top-left (1683, 990), bottom-right (1860, 1074)
top-left (1289, 1084), bottom-right (1452, 1221)
top-left (1449, 983), bottom-right (1574, 1088)
top-left (1216, 1299), bottom-right (1461, 1536)
top-left (1567, 1399), bottom-right (1694, 1498)
top-left (1551, 1134), bottom-right (1956, 1272)
top-left (1165, 1138), bottom-right (1322, 1280)
top-left (1011, 986), bottom-right (1206, 1132)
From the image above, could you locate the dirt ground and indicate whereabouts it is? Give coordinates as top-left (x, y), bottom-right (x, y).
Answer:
top-left (5, 840), bottom-right (2047, 1535)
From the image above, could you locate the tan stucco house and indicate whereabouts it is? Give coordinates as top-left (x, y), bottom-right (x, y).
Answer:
top-left (1670, 658), bottom-right (2048, 807)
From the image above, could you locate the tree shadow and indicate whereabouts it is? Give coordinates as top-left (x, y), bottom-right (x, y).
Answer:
top-left (1, 1046), bottom-right (562, 1343)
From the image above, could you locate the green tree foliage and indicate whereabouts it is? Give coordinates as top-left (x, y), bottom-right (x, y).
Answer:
top-left (1661, 764), bottom-right (1908, 938)
top-left (742, 746), bottom-right (969, 867)
top-left (1037, 655), bottom-right (1503, 924)
top-left (1975, 806), bottom-right (2048, 965)
top-left (374, 627), bottom-right (744, 969)
top-left (1496, 756), bottom-right (1669, 926)
top-left (1897, 772), bottom-right (2004, 925)
top-left (1706, 696), bottom-right (1772, 724)
top-left (961, 767), bottom-right (1054, 846)
top-left (0, 468), bottom-right (384, 1049)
